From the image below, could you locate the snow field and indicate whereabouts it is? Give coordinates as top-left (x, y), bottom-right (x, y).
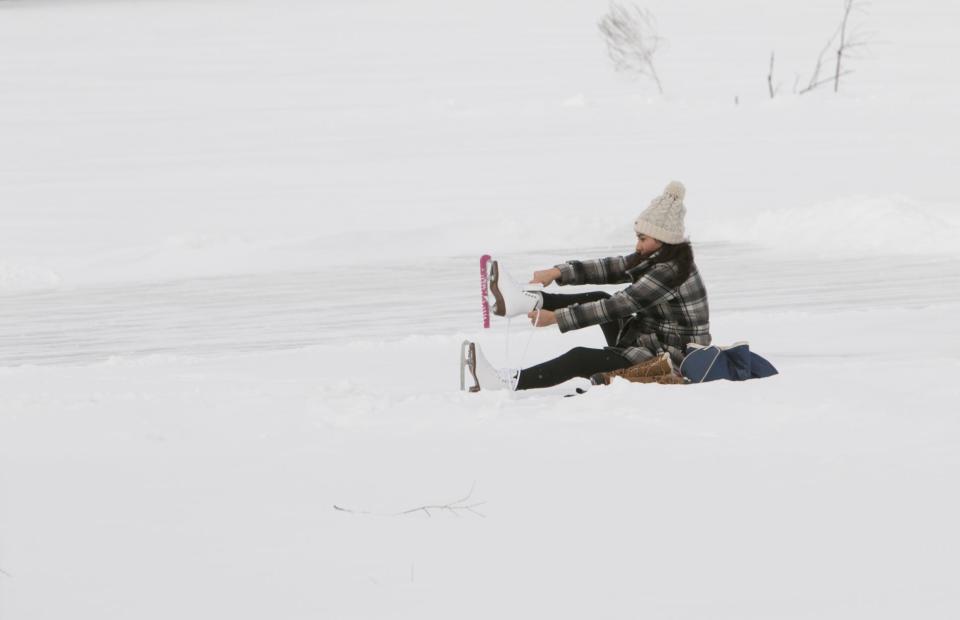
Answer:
top-left (2, 0), bottom-right (960, 617)
top-left (2, 316), bottom-right (958, 617)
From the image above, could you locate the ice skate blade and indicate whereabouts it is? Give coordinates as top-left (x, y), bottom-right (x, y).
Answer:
top-left (464, 341), bottom-right (482, 392)
top-left (489, 261), bottom-right (506, 317)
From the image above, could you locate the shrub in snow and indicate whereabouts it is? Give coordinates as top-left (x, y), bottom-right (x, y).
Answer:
top-left (598, 2), bottom-right (665, 95)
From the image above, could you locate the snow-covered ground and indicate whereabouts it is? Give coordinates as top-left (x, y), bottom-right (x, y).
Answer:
top-left (2, 0), bottom-right (959, 618)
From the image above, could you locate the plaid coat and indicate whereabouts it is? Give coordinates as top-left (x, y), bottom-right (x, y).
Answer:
top-left (554, 252), bottom-right (711, 365)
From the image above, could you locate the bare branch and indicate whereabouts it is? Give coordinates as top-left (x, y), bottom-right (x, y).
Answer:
top-left (598, 2), bottom-right (665, 94)
top-left (767, 51), bottom-right (779, 99)
top-left (806, 28), bottom-right (840, 92)
top-left (799, 0), bottom-right (867, 95)
top-left (835, 0), bottom-right (855, 92)
top-left (334, 483), bottom-right (486, 519)
top-left (798, 69), bottom-right (854, 95)
top-left (333, 504), bottom-right (371, 515)
top-left (447, 481), bottom-right (476, 507)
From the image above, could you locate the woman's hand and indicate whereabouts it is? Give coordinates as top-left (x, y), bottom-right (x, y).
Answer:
top-left (528, 309), bottom-right (557, 327)
top-left (530, 267), bottom-right (561, 287)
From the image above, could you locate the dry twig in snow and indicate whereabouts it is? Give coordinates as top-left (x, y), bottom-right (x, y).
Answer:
top-left (598, 2), bottom-right (665, 94)
top-left (334, 482), bottom-right (486, 518)
top-left (768, 51), bottom-right (779, 99)
top-left (799, 0), bottom-right (868, 95)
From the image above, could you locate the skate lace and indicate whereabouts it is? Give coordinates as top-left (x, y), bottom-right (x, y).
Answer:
top-left (504, 302), bottom-right (541, 385)
top-left (497, 367), bottom-right (520, 391)
top-left (489, 265), bottom-right (544, 393)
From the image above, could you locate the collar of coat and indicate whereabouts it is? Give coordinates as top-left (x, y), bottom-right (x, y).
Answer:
top-left (626, 250), bottom-right (663, 280)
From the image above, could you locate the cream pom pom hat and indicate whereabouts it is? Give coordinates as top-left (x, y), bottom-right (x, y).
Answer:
top-left (634, 181), bottom-right (687, 244)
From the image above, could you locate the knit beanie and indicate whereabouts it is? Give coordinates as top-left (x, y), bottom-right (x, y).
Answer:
top-left (634, 181), bottom-right (687, 244)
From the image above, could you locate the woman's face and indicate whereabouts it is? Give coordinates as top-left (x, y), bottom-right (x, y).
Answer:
top-left (636, 233), bottom-right (663, 256)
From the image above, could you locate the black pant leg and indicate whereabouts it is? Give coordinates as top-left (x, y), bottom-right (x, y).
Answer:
top-left (539, 291), bottom-right (610, 311)
top-left (515, 347), bottom-right (632, 390)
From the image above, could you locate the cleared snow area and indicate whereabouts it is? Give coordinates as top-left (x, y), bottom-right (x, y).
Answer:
top-left (2, 0), bottom-right (959, 618)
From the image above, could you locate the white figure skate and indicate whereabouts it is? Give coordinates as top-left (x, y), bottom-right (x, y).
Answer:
top-left (488, 260), bottom-right (543, 319)
top-left (460, 341), bottom-right (519, 392)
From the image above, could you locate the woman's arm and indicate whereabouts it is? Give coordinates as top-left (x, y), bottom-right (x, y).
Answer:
top-left (529, 267), bottom-right (562, 287)
top-left (553, 263), bottom-right (677, 332)
top-left (548, 253), bottom-right (641, 286)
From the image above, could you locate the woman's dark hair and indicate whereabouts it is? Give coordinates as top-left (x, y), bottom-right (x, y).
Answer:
top-left (627, 242), bottom-right (694, 288)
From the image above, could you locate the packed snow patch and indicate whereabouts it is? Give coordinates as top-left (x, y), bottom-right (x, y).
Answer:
top-left (700, 196), bottom-right (959, 257)
top-left (0, 260), bottom-right (61, 292)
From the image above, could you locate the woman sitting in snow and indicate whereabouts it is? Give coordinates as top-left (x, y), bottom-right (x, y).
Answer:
top-left (465, 181), bottom-right (711, 391)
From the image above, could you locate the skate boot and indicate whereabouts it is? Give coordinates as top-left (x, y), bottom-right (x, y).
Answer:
top-left (489, 260), bottom-right (543, 318)
top-left (589, 352), bottom-right (687, 385)
top-left (460, 341), bottom-right (519, 392)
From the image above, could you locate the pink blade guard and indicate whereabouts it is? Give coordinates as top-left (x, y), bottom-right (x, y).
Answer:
top-left (480, 254), bottom-right (492, 328)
